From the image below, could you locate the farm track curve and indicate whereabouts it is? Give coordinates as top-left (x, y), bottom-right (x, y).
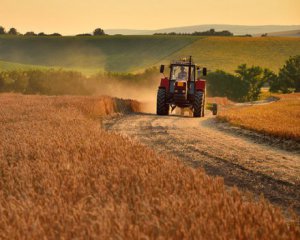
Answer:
top-left (103, 112), bottom-right (300, 214)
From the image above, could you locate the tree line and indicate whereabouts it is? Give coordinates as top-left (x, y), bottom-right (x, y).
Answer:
top-left (0, 56), bottom-right (298, 101)
top-left (0, 67), bottom-right (159, 96)
top-left (0, 26), bottom-right (106, 37)
top-left (206, 55), bottom-right (300, 101)
top-left (154, 28), bottom-right (234, 36)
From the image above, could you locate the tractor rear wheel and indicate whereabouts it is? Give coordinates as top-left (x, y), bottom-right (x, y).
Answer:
top-left (193, 91), bottom-right (204, 118)
top-left (157, 88), bottom-right (169, 115)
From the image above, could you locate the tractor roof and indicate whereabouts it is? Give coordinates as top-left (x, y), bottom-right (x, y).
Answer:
top-left (171, 57), bottom-right (195, 66)
top-left (171, 63), bottom-right (196, 67)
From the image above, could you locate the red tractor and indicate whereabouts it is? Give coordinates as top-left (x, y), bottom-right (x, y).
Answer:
top-left (157, 56), bottom-right (208, 117)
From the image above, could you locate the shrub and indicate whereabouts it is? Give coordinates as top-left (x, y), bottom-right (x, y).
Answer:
top-left (207, 64), bottom-right (267, 102)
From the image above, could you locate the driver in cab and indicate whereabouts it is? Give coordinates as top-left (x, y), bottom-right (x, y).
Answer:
top-left (177, 66), bottom-right (187, 80)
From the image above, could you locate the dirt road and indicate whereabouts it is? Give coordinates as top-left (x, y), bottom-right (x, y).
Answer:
top-left (103, 112), bottom-right (300, 214)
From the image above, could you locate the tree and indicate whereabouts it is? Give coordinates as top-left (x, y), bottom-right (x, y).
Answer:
top-left (235, 64), bottom-right (266, 101)
top-left (277, 55), bottom-right (300, 92)
top-left (207, 64), bottom-right (270, 102)
top-left (93, 28), bottom-right (105, 36)
top-left (8, 28), bottom-right (18, 35)
top-left (0, 26), bottom-right (5, 34)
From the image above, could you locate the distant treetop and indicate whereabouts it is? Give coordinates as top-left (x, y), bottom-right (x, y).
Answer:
top-left (0, 26), bottom-right (5, 34)
top-left (0, 25), bottom-right (109, 37)
top-left (93, 28), bottom-right (105, 36)
top-left (24, 31), bottom-right (37, 36)
top-left (154, 28), bottom-right (233, 36)
top-left (8, 28), bottom-right (18, 35)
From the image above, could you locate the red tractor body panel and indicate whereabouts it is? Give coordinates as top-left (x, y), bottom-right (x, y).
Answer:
top-left (159, 77), bottom-right (169, 91)
top-left (195, 79), bottom-right (206, 91)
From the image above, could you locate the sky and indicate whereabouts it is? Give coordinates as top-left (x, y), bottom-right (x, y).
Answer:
top-left (1, 0), bottom-right (300, 35)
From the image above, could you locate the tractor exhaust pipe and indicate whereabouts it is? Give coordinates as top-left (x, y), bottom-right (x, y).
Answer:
top-left (188, 56), bottom-right (192, 83)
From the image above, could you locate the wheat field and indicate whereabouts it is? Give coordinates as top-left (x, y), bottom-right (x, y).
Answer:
top-left (0, 94), bottom-right (299, 239)
top-left (218, 93), bottom-right (300, 141)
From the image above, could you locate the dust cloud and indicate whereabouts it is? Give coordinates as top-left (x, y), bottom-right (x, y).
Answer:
top-left (91, 78), bottom-right (159, 113)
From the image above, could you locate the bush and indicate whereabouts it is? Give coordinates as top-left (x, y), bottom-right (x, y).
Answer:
top-left (206, 70), bottom-right (248, 101)
top-left (0, 70), bottom-right (90, 95)
top-left (0, 67), bottom-right (159, 96)
top-left (207, 64), bottom-right (267, 102)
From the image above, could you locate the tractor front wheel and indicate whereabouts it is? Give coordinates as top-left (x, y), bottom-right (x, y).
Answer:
top-left (193, 91), bottom-right (204, 118)
top-left (157, 88), bottom-right (169, 115)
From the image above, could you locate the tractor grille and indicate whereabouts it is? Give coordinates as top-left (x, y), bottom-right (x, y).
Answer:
top-left (174, 93), bottom-right (187, 103)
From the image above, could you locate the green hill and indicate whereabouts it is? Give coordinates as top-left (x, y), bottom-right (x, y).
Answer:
top-left (0, 35), bottom-right (195, 73)
top-left (166, 37), bottom-right (300, 72)
top-left (0, 35), bottom-right (300, 73)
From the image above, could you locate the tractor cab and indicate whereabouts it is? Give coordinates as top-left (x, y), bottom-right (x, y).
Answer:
top-left (169, 61), bottom-right (197, 105)
top-left (157, 56), bottom-right (207, 117)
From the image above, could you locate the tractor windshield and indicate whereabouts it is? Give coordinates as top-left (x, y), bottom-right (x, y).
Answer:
top-left (170, 65), bottom-right (195, 81)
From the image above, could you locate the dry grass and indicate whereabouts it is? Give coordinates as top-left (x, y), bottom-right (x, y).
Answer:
top-left (0, 94), bottom-right (299, 239)
top-left (218, 93), bottom-right (300, 141)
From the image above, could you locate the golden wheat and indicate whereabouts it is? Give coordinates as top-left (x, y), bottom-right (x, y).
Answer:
top-left (0, 94), bottom-right (298, 239)
top-left (218, 93), bottom-right (300, 141)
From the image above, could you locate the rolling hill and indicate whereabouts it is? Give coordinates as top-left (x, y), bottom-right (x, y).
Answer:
top-left (105, 24), bottom-right (300, 36)
top-left (165, 37), bottom-right (300, 73)
top-left (0, 35), bottom-right (195, 73)
top-left (263, 29), bottom-right (300, 37)
top-left (0, 35), bottom-right (300, 73)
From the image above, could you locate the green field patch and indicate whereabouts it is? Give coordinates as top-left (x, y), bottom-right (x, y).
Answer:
top-left (168, 37), bottom-right (300, 73)
top-left (1, 36), bottom-right (300, 73)
top-left (0, 35), bottom-right (196, 72)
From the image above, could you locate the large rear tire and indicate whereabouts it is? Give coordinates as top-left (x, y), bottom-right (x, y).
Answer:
top-left (193, 91), bottom-right (204, 118)
top-left (156, 88), bottom-right (169, 115)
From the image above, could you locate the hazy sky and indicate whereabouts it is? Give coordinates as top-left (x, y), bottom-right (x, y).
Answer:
top-left (1, 0), bottom-right (300, 35)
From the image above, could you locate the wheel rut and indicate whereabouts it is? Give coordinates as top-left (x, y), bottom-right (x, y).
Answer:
top-left (103, 113), bottom-right (300, 214)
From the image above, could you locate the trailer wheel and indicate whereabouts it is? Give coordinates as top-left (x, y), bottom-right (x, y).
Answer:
top-left (212, 103), bottom-right (218, 115)
top-left (156, 88), bottom-right (169, 115)
top-left (193, 91), bottom-right (204, 118)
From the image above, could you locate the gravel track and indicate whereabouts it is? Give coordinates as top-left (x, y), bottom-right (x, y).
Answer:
top-left (103, 112), bottom-right (300, 214)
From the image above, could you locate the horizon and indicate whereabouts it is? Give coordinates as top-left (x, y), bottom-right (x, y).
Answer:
top-left (1, 23), bottom-right (300, 36)
top-left (105, 23), bottom-right (300, 31)
top-left (1, 0), bottom-right (300, 35)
